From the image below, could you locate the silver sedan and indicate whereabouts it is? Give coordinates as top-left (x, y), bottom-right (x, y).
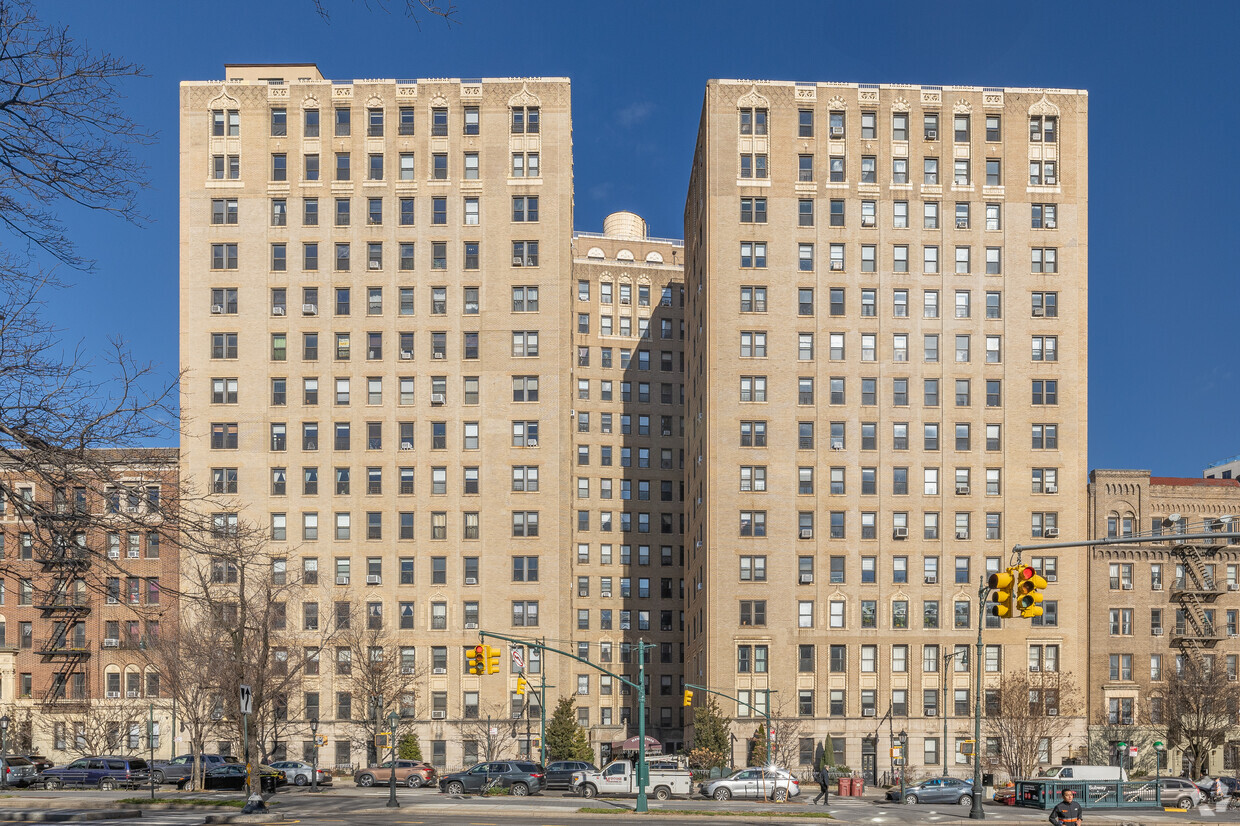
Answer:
top-left (699, 767), bottom-right (801, 801)
top-left (268, 760), bottom-right (333, 786)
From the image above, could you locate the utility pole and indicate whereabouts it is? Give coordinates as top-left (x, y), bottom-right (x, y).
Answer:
top-left (971, 576), bottom-right (986, 820)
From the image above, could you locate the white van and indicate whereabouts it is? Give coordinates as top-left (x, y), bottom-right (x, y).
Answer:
top-left (1040, 765), bottom-right (1128, 781)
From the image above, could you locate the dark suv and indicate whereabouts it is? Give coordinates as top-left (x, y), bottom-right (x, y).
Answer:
top-left (151, 754), bottom-right (239, 785)
top-left (40, 756), bottom-right (150, 789)
top-left (439, 761), bottom-right (545, 795)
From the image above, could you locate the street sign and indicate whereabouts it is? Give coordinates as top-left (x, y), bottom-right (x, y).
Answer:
top-left (315, 734), bottom-right (327, 747)
top-left (1129, 746), bottom-right (1139, 757)
top-left (489, 726), bottom-right (498, 736)
top-left (890, 746), bottom-right (903, 759)
top-left (239, 684), bottom-right (253, 716)
top-left (511, 647), bottom-right (524, 669)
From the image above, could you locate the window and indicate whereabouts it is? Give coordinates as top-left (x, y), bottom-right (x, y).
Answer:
top-left (1032, 247), bottom-right (1058, 273)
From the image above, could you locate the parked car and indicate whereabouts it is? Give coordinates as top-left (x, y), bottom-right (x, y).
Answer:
top-left (544, 761), bottom-right (597, 790)
top-left (888, 776), bottom-right (976, 805)
top-left (575, 760), bottom-right (692, 800)
top-left (698, 767), bottom-right (801, 802)
top-left (1158, 777), bottom-right (1204, 808)
top-left (269, 760), bottom-right (332, 786)
top-left (0, 756), bottom-right (37, 788)
top-left (354, 759), bottom-right (436, 788)
top-left (438, 761), bottom-right (545, 796)
top-left (39, 756), bottom-right (150, 790)
top-left (201, 763), bottom-right (286, 793)
top-left (152, 754), bottom-right (239, 785)
top-left (19, 755), bottom-right (53, 773)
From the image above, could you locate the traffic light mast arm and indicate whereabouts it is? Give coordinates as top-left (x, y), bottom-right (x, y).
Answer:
top-left (1013, 531), bottom-right (1240, 556)
top-left (684, 682), bottom-right (775, 766)
top-left (478, 630), bottom-right (639, 690)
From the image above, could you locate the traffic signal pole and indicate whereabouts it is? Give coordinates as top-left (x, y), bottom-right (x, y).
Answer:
top-left (479, 630), bottom-right (655, 813)
top-left (684, 683), bottom-right (774, 768)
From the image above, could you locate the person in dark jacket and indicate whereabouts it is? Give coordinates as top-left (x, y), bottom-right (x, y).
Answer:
top-left (1050, 788), bottom-right (1083, 826)
top-left (812, 764), bottom-right (831, 805)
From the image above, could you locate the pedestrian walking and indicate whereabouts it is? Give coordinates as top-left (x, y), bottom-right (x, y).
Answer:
top-left (1049, 788), bottom-right (1083, 826)
top-left (812, 764), bottom-right (831, 805)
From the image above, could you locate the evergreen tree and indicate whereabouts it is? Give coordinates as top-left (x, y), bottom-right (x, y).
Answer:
top-left (545, 696), bottom-right (595, 762)
top-left (690, 695), bottom-right (732, 768)
top-left (398, 732), bottom-right (423, 761)
top-left (749, 724), bottom-right (768, 766)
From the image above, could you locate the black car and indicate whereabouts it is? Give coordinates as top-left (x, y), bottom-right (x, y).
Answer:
top-left (544, 761), bottom-right (597, 790)
top-left (438, 761), bottom-right (545, 796)
top-left (202, 764), bottom-right (286, 793)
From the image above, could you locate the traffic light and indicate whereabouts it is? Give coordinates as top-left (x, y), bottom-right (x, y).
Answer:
top-left (987, 568), bottom-right (1015, 618)
top-left (683, 689), bottom-right (694, 707)
top-left (468, 645), bottom-right (485, 675)
top-left (516, 675), bottom-right (528, 696)
top-left (1016, 565), bottom-right (1048, 618)
top-left (485, 645), bottom-right (501, 675)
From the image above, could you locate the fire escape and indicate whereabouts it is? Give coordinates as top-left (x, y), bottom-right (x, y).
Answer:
top-left (1168, 519), bottom-right (1232, 662)
top-left (34, 493), bottom-right (93, 712)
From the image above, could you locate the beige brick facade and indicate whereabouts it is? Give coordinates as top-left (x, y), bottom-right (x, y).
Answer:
top-left (684, 80), bottom-right (1089, 776)
top-left (1088, 469), bottom-right (1240, 775)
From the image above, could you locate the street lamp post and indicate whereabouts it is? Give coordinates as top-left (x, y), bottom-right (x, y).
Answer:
top-left (309, 717), bottom-right (320, 793)
top-left (386, 711), bottom-right (399, 809)
top-left (899, 730), bottom-right (907, 803)
top-left (149, 704), bottom-right (156, 802)
top-left (1154, 740), bottom-right (1165, 807)
top-left (0, 715), bottom-right (10, 791)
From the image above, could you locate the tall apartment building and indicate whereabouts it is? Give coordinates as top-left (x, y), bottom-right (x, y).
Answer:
top-left (1204, 455), bottom-right (1240, 481)
top-left (0, 449), bottom-right (179, 758)
top-left (570, 212), bottom-right (686, 757)
top-left (1088, 469), bottom-right (1240, 774)
top-left (180, 66), bottom-right (687, 767)
top-left (684, 80), bottom-right (1089, 777)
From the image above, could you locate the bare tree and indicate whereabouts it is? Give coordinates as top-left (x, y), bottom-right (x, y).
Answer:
top-left (459, 702), bottom-right (519, 762)
top-left (765, 697), bottom-right (809, 770)
top-left (984, 670), bottom-right (1082, 782)
top-left (1153, 656), bottom-right (1240, 778)
top-left (311, 0), bottom-right (459, 27)
top-left (0, 0), bottom-right (175, 589)
top-left (337, 618), bottom-right (421, 763)
top-left (1087, 714), bottom-right (1164, 777)
top-left (36, 698), bottom-right (153, 758)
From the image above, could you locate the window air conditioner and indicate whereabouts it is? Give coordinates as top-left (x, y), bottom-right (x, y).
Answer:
top-left (1045, 175), bottom-right (1056, 184)
top-left (956, 218), bottom-right (969, 229)
top-left (1045, 220), bottom-right (1056, 229)
top-left (830, 126), bottom-right (844, 138)
top-left (126, 690), bottom-right (139, 698)
top-left (894, 527), bottom-right (909, 539)
top-left (211, 304), bottom-right (224, 314)
top-left (956, 484), bottom-right (970, 495)
top-left (831, 441), bottom-right (845, 451)
top-left (925, 575), bottom-right (938, 585)
top-left (862, 708), bottom-right (876, 717)
top-left (1045, 484), bottom-right (1057, 494)
top-left (526, 438), bottom-right (538, 447)
top-left (401, 666), bottom-right (416, 675)
top-left (400, 441), bottom-right (413, 450)
top-left (369, 261), bottom-right (381, 270)
top-left (925, 709), bottom-right (938, 717)
top-left (1153, 583), bottom-right (1163, 591)
top-left (433, 352), bottom-right (445, 359)
top-left (302, 304), bottom-right (318, 315)
top-left (108, 550), bottom-right (120, 559)
top-left (305, 442), bottom-right (317, 450)
top-left (336, 575), bottom-right (350, 585)
top-left (106, 691), bottom-right (121, 699)
top-left (800, 529), bottom-right (813, 540)
top-left (1229, 584), bottom-right (1239, 591)
top-left (956, 531), bottom-right (969, 540)
top-left (273, 306), bottom-right (286, 316)
top-left (1230, 675), bottom-right (1238, 682)
top-left (431, 710), bottom-right (447, 719)
top-left (925, 130), bottom-right (938, 141)
top-left (103, 639), bottom-right (119, 648)
top-left (513, 256), bottom-right (525, 266)
top-left (830, 260), bottom-right (844, 271)
top-left (1121, 583), bottom-right (1132, 590)
top-left (1046, 708), bottom-right (1059, 716)
top-left (465, 577), bottom-right (478, 585)
top-left (1045, 527), bottom-right (1060, 538)
top-left (662, 430), bottom-right (672, 437)
top-left (800, 573), bottom-right (814, 584)
top-left (465, 622), bottom-right (478, 629)
top-left (861, 215), bottom-right (876, 227)
top-left (1032, 307), bottom-right (1045, 317)
top-left (1153, 627), bottom-right (1163, 636)
top-left (400, 351), bottom-right (413, 360)
top-left (431, 393), bottom-right (446, 405)
top-left (601, 590), bottom-right (612, 598)
top-left (366, 575), bottom-right (381, 585)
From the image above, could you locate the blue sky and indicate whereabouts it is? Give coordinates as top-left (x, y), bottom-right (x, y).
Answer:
top-left (38, 0), bottom-right (1240, 474)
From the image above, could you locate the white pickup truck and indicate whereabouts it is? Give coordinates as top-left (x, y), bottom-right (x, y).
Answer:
top-left (573, 760), bottom-right (693, 800)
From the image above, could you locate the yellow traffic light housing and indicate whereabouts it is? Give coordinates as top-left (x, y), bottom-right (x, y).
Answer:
top-left (683, 689), bottom-right (694, 707)
top-left (486, 645), bottom-right (501, 675)
top-left (467, 645), bottom-right (485, 675)
top-left (516, 675), bottom-right (528, 696)
top-left (987, 568), bottom-right (1015, 619)
top-left (1017, 565), bottom-right (1048, 618)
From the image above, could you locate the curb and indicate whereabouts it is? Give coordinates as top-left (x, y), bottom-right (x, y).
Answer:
top-left (0, 809), bottom-right (142, 822)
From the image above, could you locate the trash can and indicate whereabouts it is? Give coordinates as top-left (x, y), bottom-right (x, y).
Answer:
top-left (838, 778), bottom-right (852, 797)
top-left (851, 776), bottom-right (864, 796)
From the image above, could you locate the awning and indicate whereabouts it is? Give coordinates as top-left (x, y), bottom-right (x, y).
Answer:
top-left (612, 735), bottom-right (662, 752)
